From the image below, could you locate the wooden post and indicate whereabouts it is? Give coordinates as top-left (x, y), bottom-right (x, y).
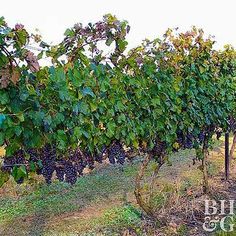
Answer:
top-left (225, 132), bottom-right (230, 180)
top-left (230, 133), bottom-right (236, 161)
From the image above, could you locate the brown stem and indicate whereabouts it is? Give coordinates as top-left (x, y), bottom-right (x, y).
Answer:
top-left (134, 154), bottom-right (165, 218)
top-left (134, 154), bottom-right (154, 217)
top-left (0, 45), bottom-right (18, 68)
top-left (148, 162), bottom-right (162, 204)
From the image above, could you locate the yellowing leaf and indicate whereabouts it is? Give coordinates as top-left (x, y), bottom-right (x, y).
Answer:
top-left (199, 65), bottom-right (205, 74)
top-left (0, 146), bottom-right (5, 157)
top-left (133, 140), bottom-right (139, 149)
top-left (173, 142), bottom-right (179, 149)
top-left (173, 81), bottom-right (180, 92)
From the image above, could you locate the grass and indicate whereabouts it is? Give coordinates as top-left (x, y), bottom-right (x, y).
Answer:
top-left (0, 139), bottom-right (228, 235)
top-left (40, 204), bottom-right (143, 236)
top-left (0, 162), bottom-right (140, 222)
top-left (0, 158), bottom-right (149, 235)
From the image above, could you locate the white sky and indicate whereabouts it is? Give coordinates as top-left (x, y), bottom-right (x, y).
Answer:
top-left (1, 0), bottom-right (236, 49)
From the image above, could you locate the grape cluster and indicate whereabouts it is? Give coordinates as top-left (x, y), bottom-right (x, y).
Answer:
top-left (64, 161), bottom-right (77, 185)
top-left (27, 148), bottom-right (39, 162)
top-left (1, 150), bottom-right (27, 184)
top-left (149, 138), bottom-right (167, 159)
top-left (16, 177), bottom-right (24, 184)
top-left (40, 145), bottom-right (56, 184)
top-left (55, 164), bottom-right (65, 182)
top-left (176, 131), bottom-right (194, 149)
top-left (184, 134), bottom-right (194, 149)
top-left (176, 130), bottom-right (206, 149)
top-left (94, 145), bottom-right (107, 163)
top-left (175, 125), bottom-right (222, 150)
top-left (37, 146), bottom-right (105, 184)
top-left (1, 150), bottom-right (26, 173)
top-left (176, 130), bottom-right (184, 147)
top-left (1, 143), bottom-right (126, 185)
top-left (108, 141), bottom-right (126, 165)
top-left (85, 152), bottom-right (95, 170)
top-left (27, 148), bottom-right (43, 174)
top-left (198, 131), bottom-right (205, 143)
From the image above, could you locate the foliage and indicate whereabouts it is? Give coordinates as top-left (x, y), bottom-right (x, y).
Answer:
top-left (0, 15), bottom-right (236, 186)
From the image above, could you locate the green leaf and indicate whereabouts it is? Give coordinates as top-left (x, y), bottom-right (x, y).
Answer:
top-left (5, 142), bottom-right (20, 156)
top-left (19, 165), bottom-right (27, 175)
top-left (117, 39), bottom-right (128, 52)
top-left (30, 111), bottom-right (45, 126)
top-left (151, 98), bottom-right (161, 106)
top-left (37, 51), bottom-right (44, 60)
top-left (16, 30), bottom-right (28, 46)
top-left (105, 37), bottom-right (113, 46)
top-left (133, 139), bottom-right (139, 149)
top-left (74, 127), bottom-right (82, 138)
top-left (55, 113), bottom-right (65, 124)
top-left (199, 65), bottom-right (205, 74)
top-left (118, 114), bottom-right (126, 123)
top-left (37, 160), bottom-right (43, 169)
top-left (90, 102), bottom-right (97, 112)
top-left (12, 165), bottom-right (27, 182)
top-left (29, 162), bottom-right (36, 172)
top-left (116, 101), bottom-right (125, 111)
top-left (64, 28), bottom-right (74, 37)
top-left (82, 130), bottom-right (90, 138)
top-left (0, 17), bottom-right (5, 26)
top-left (57, 130), bottom-right (67, 150)
top-left (39, 41), bottom-right (50, 48)
top-left (106, 121), bottom-right (116, 138)
top-left (14, 126), bottom-right (22, 136)
top-left (27, 131), bottom-right (43, 148)
top-left (59, 90), bottom-right (69, 101)
top-left (44, 115), bottom-right (52, 125)
top-left (128, 132), bottom-right (135, 142)
top-left (0, 92), bottom-right (9, 105)
top-left (78, 102), bottom-right (90, 115)
top-left (20, 92), bottom-right (29, 101)
top-left (0, 132), bottom-right (4, 145)
top-left (0, 114), bottom-right (6, 127)
top-left (82, 87), bottom-right (95, 97)
top-left (16, 113), bottom-right (24, 122)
